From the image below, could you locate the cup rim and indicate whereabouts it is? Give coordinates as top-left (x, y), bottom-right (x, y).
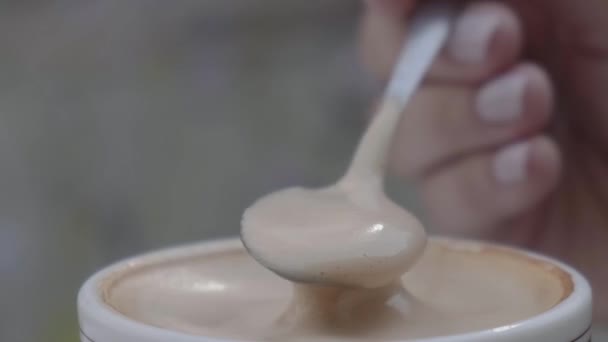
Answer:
top-left (78, 236), bottom-right (592, 342)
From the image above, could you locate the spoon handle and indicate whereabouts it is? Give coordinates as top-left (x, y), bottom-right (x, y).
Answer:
top-left (385, 1), bottom-right (455, 106)
top-left (341, 1), bottom-right (455, 191)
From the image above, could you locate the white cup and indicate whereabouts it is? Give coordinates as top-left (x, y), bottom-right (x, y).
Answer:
top-left (78, 237), bottom-right (592, 342)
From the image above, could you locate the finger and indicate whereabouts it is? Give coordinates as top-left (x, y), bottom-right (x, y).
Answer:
top-left (390, 63), bottom-right (554, 177)
top-left (360, 1), bottom-right (523, 84)
top-left (430, 1), bottom-right (523, 83)
top-left (420, 135), bottom-right (561, 237)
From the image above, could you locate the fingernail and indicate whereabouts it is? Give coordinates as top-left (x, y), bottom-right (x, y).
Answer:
top-left (448, 8), bottom-right (501, 64)
top-left (476, 71), bottom-right (526, 123)
top-left (493, 142), bottom-right (530, 185)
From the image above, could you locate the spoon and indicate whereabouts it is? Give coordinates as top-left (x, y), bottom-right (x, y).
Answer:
top-left (242, 2), bottom-right (455, 288)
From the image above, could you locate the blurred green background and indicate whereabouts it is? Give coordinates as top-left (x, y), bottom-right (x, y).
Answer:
top-left (0, 1), bottom-right (424, 341)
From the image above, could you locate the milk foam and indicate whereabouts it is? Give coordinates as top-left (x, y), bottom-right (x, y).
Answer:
top-left (105, 238), bottom-right (571, 341)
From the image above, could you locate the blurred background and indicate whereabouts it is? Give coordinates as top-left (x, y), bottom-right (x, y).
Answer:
top-left (0, 1), bottom-right (422, 341)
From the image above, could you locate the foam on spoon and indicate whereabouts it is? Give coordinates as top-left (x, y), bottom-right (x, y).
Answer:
top-left (242, 2), bottom-right (454, 289)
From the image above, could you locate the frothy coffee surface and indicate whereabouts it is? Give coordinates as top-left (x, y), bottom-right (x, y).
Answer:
top-left (105, 238), bottom-right (571, 341)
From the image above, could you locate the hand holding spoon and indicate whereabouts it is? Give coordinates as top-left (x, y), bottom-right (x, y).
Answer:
top-left (242, 2), bottom-right (455, 288)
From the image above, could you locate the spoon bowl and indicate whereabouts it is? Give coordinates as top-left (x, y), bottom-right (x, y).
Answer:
top-left (241, 185), bottom-right (427, 287)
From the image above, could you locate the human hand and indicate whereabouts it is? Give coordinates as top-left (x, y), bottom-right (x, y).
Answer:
top-left (360, 0), bottom-right (608, 321)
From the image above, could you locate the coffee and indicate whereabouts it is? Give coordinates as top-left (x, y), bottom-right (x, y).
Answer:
top-left (104, 238), bottom-right (571, 341)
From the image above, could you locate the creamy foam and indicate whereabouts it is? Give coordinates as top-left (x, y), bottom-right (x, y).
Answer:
top-left (242, 185), bottom-right (426, 288)
top-left (105, 238), bottom-right (571, 341)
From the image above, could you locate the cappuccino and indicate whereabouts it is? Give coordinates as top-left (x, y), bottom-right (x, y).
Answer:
top-left (104, 238), bottom-right (572, 341)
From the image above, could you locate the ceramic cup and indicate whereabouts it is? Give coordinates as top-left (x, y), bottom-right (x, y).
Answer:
top-left (78, 237), bottom-right (593, 342)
